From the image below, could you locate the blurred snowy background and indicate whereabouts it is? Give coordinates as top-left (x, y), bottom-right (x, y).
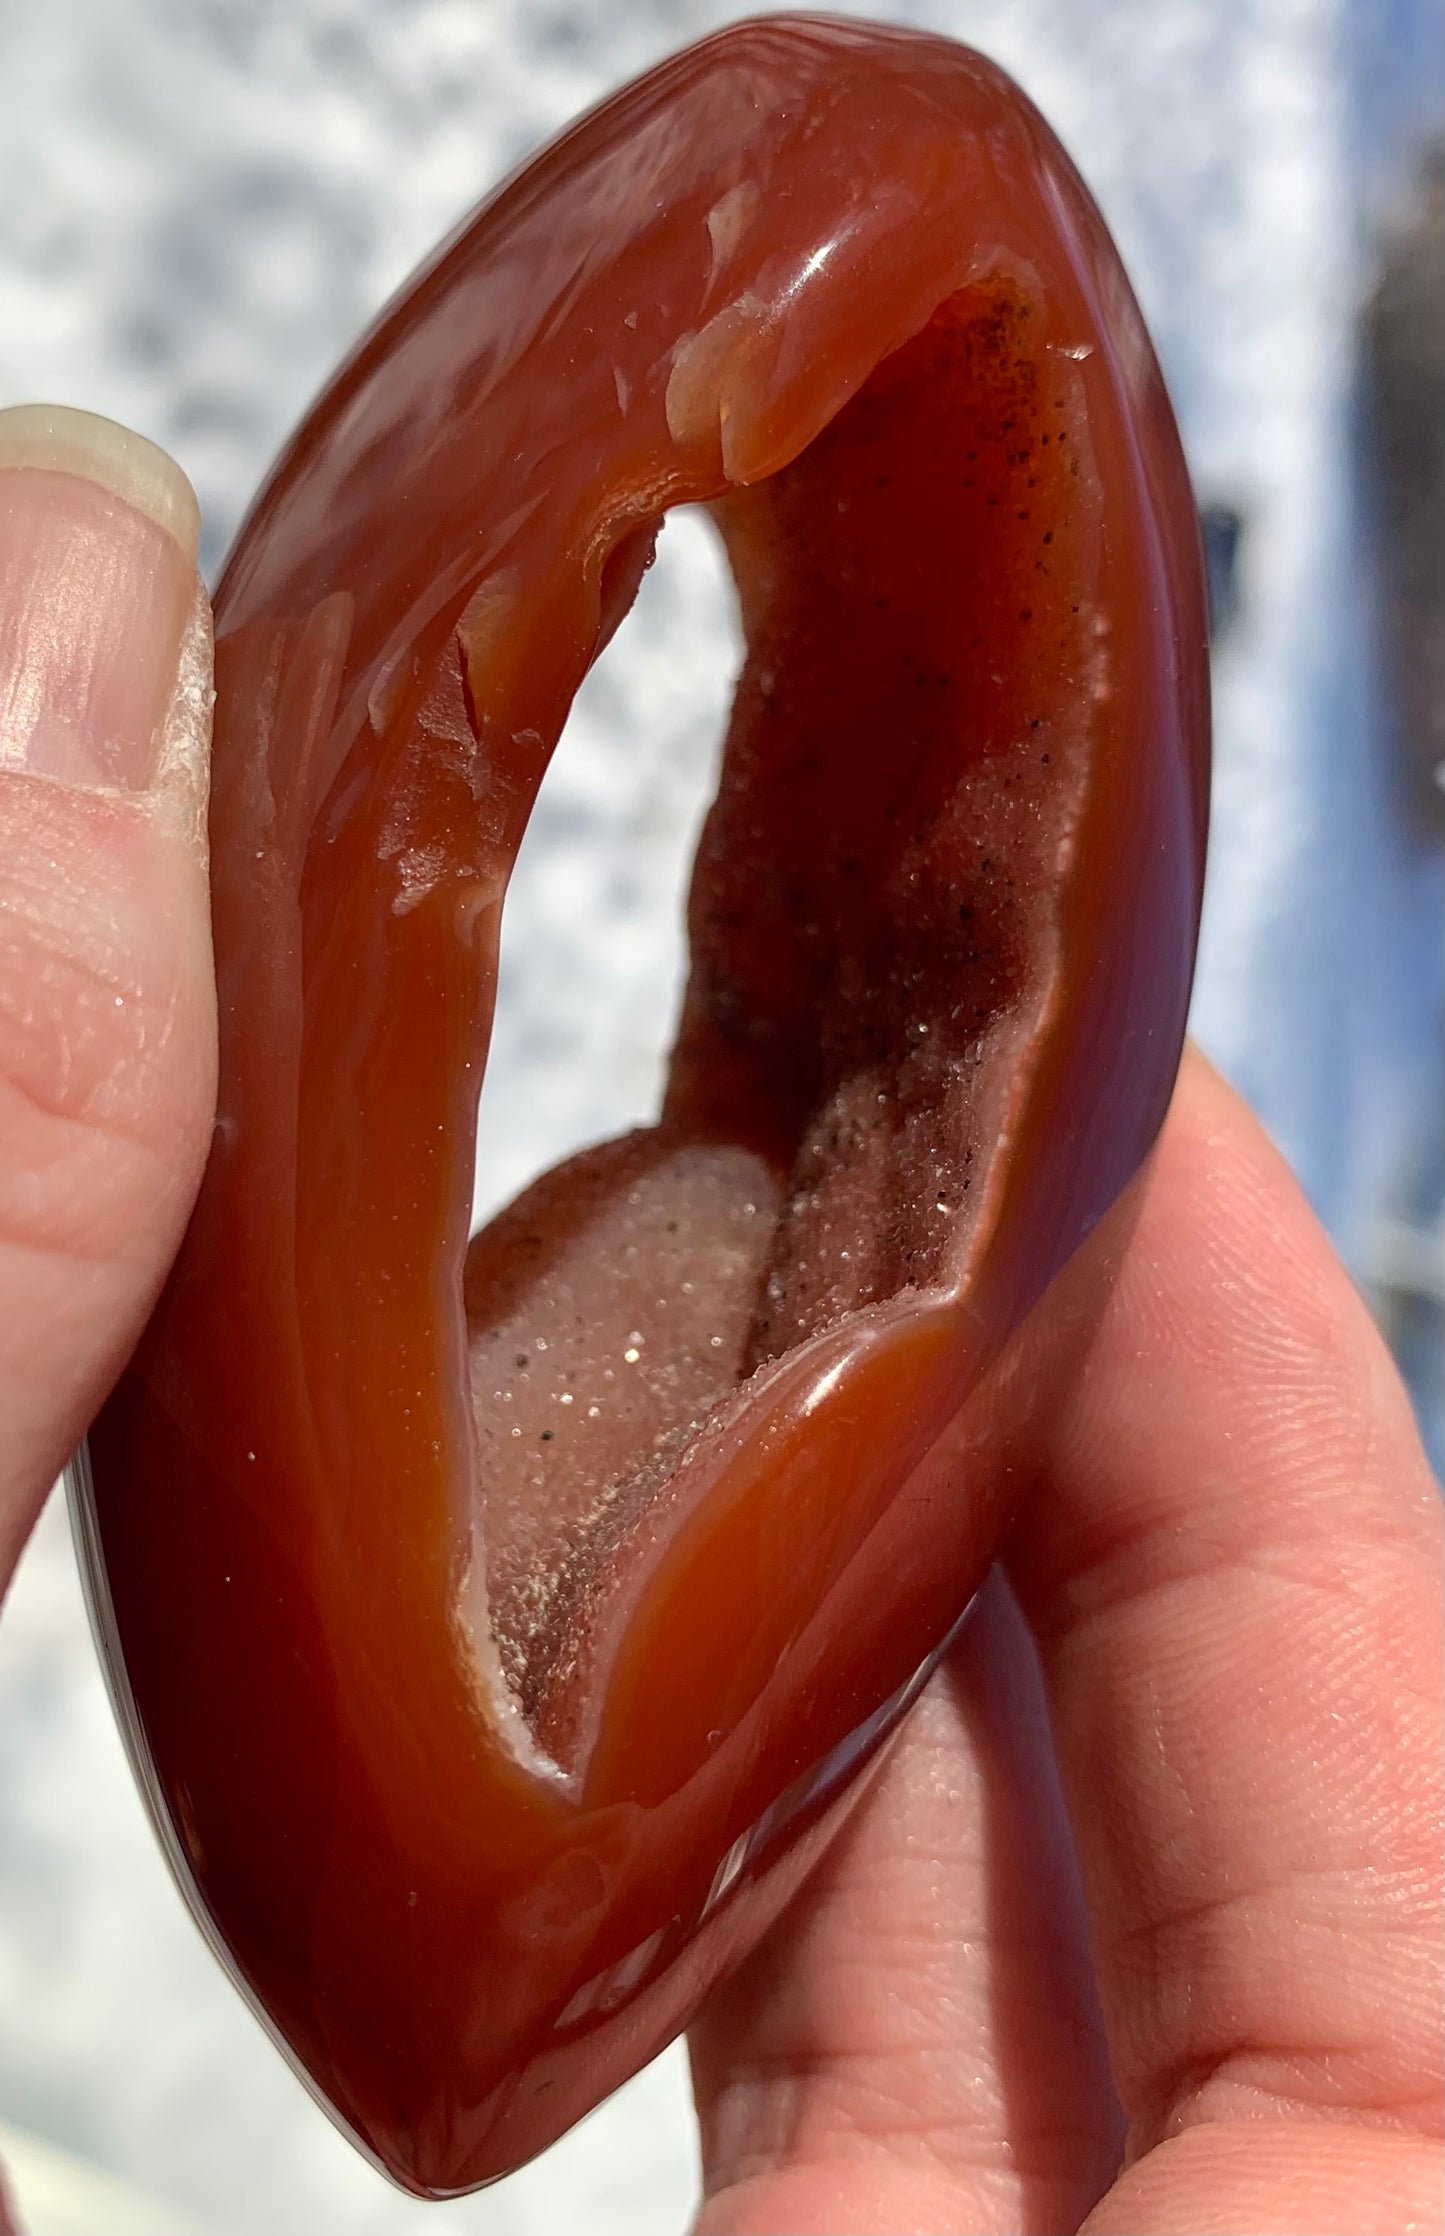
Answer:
top-left (0, 1), bottom-right (1440, 2230)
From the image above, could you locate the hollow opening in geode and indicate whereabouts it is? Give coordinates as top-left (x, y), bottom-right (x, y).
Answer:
top-left (467, 511), bottom-right (736, 1236)
top-left (461, 279), bottom-right (1092, 1766)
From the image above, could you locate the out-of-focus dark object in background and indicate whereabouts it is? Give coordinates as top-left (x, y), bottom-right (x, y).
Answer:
top-left (1364, 141), bottom-right (1445, 834)
top-left (1200, 501), bottom-right (1247, 641)
top-left (1359, 138), bottom-right (1444, 1452)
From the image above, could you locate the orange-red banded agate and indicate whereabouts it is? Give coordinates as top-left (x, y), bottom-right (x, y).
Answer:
top-left (81, 17), bottom-right (1208, 2195)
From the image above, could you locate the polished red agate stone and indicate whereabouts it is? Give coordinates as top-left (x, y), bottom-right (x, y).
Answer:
top-left (77, 14), bottom-right (1208, 2197)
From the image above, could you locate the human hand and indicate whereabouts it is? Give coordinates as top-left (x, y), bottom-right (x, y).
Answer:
top-left (0, 405), bottom-right (1438, 2236)
top-left (0, 403), bottom-right (214, 1645)
top-left (0, 403), bottom-right (215, 2234)
top-left (690, 1050), bottom-right (1444, 2236)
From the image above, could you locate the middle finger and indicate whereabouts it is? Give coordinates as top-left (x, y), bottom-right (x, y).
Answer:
top-left (690, 1572), bottom-right (1122, 2235)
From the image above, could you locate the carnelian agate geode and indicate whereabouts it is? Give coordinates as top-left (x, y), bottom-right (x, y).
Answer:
top-left (80, 16), bottom-right (1207, 2196)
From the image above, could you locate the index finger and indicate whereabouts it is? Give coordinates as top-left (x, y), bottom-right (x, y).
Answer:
top-left (1009, 1050), bottom-right (1443, 2210)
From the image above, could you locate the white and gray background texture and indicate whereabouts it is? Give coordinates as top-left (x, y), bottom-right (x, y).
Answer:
top-left (0, 1), bottom-right (1440, 2230)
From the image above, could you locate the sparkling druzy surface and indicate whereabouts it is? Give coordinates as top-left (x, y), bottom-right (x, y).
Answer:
top-left (79, 16), bottom-right (1208, 2196)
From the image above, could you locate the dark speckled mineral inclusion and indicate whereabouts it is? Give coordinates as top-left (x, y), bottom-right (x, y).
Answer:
top-left (81, 16), bottom-right (1208, 2196)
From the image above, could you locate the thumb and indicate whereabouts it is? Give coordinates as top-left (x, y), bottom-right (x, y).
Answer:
top-left (0, 404), bottom-right (215, 1592)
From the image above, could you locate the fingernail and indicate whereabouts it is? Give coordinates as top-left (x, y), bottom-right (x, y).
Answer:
top-left (0, 404), bottom-right (200, 792)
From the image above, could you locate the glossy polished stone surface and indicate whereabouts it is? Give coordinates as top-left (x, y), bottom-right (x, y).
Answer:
top-left (80, 16), bottom-right (1208, 2197)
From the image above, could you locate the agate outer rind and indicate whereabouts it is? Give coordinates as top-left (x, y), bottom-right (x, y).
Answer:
top-left (81, 15), bottom-right (1208, 2195)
